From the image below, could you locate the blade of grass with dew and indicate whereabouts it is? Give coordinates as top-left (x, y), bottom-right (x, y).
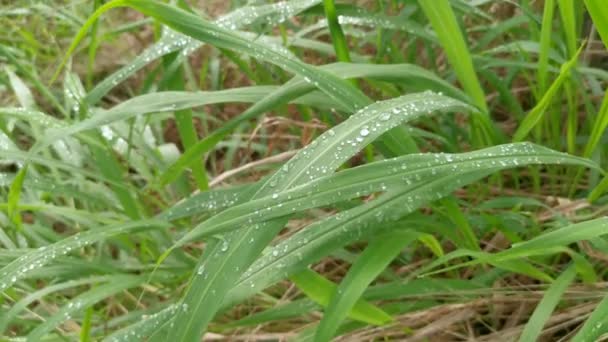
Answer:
top-left (159, 92), bottom-right (469, 341)
top-left (37, 60), bottom-right (466, 190)
top-left (290, 268), bottom-right (392, 326)
top-left (41, 87), bottom-right (286, 142)
top-left (26, 275), bottom-right (146, 341)
top-left (158, 182), bottom-right (258, 221)
top-left (156, 58), bottom-right (466, 187)
top-left (314, 230), bottom-right (418, 341)
top-left (0, 275), bottom-right (113, 332)
top-left (518, 264), bottom-right (577, 342)
top-left (570, 293), bottom-right (608, 342)
top-left (102, 304), bottom-right (185, 342)
top-left (59, 0), bottom-right (367, 113)
top-left (59, 0), bottom-right (425, 180)
top-left (174, 143), bottom-right (596, 244)
top-left (0, 149), bottom-right (135, 188)
top-left (220, 143), bottom-right (596, 307)
top-left (171, 92), bottom-right (471, 246)
top-left (83, 0), bottom-right (322, 105)
top-left (0, 219), bottom-right (169, 292)
top-left (513, 43), bottom-right (584, 142)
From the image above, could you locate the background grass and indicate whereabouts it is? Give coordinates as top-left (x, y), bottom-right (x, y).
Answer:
top-left (1, 0), bottom-right (608, 341)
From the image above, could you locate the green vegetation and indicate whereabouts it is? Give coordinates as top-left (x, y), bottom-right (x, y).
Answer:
top-left (1, 0), bottom-right (608, 340)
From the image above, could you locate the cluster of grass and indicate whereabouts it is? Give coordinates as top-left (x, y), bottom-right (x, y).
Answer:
top-left (1, 0), bottom-right (608, 340)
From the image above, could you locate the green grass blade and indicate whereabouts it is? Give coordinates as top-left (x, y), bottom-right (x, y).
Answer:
top-left (536, 0), bottom-right (555, 95)
top-left (161, 92), bottom-right (466, 341)
top-left (518, 264), bottom-right (577, 342)
top-left (420, 218), bottom-right (608, 277)
top-left (418, 0), bottom-right (496, 145)
top-left (173, 92), bottom-right (470, 246)
top-left (87, 131), bottom-right (142, 219)
top-left (0, 276), bottom-right (112, 332)
top-left (571, 294), bottom-right (608, 342)
top-left (558, 0), bottom-right (578, 58)
top-left (156, 62), bottom-right (466, 186)
top-left (588, 172), bottom-right (608, 202)
top-left (584, 0), bottom-right (608, 47)
top-left (176, 143), bottom-right (596, 245)
top-left (290, 269), bottom-right (392, 326)
top-left (164, 60), bottom-right (209, 191)
top-left (314, 231), bottom-right (417, 341)
top-left (0, 220), bottom-right (168, 292)
top-left (513, 44), bottom-right (584, 142)
top-left (322, 0), bottom-right (351, 63)
top-left (417, 0), bottom-right (487, 112)
top-left (582, 89), bottom-right (608, 158)
top-left (158, 182), bottom-right (258, 221)
top-left (7, 165), bottom-right (28, 230)
top-left (60, 0), bottom-right (367, 112)
top-left (26, 275), bottom-right (146, 341)
top-left (223, 143), bottom-right (596, 306)
top-left (81, 0), bottom-right (321, 104)
top-left (102, 305), bottom-right (183, 342)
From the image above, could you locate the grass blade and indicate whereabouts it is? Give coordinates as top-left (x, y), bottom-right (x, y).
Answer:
top-left (513, 44), bottom-right (584, 142)
top-left (59, 0), bottom-right (367, 112)
top-left (0, 220), bottom-right (168, 292)
top-left (290, 269), bottom-right (392, 326)
top-left (518, 264), bottom-right (577, 342)
top-left (27, 275), bottom-right (146, 341)
top-left (162, 91), bottom-right (466, 341)
top-left (418, 0), bottom-right (496, 145)
top-left (314, 231), bottom-right (417, 341)
top-left (584, 0), bottom-right (608, 47)
top-left (571, 294), bottom-right (608, 342)
top-left (7, 165), bottom-right (28, 230)
top-left (536, 0), bottom-right (555, 95)
top-left (322, 0), bottom-right (351, 63)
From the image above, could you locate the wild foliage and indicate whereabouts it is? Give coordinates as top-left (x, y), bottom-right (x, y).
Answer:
top-left (1, 0), bottom-right (607, 341)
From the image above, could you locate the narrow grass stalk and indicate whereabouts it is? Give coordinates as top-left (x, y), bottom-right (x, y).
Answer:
top-left (518, 264), bottom-right (577, 341)
top-left (513, 44), bottom-right (584, 142)
top-left (164, 57), bottom-right (209, 191)
top-left (536, 0), bottom-right (555, 95)
top-left (322, 0), bottom-right (351, 63)
top-left (418, 0), bottom-right (498, 146)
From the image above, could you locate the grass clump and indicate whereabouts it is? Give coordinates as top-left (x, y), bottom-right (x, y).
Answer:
top-left (1, 0), bottom-right (608, 341)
